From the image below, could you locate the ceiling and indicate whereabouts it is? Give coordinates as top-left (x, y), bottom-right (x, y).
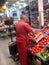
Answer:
top-left (5, 0), bottom-right (32, 9)
top-left (5, 0), bottom-right (30, 7)
top-left (0, 0), bottom-right (32, 6)
top-left (0, 0), bottom-right (5, 5)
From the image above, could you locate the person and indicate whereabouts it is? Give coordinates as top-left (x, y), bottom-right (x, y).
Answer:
top-left (0, 22), bottom-right (4, 27)
top-left (21, 11), bottom-right (25, 15)
top-left (15, 15), bottom-right (34, 65)
top-left (0, 21), bottom-right (4, 27)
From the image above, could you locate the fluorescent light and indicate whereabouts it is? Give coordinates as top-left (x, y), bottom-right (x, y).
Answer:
top-left (5, 2), bottom-right (8, 4)
top-left (16, 1), bottom-right (20, 4)
top-left (12, 4), bottom-right (16, 6)
top-left (23, 3), bottom-right (27, 7)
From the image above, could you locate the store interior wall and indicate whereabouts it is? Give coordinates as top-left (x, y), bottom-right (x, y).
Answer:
top-left (8, 7), bottom-right (22, 23)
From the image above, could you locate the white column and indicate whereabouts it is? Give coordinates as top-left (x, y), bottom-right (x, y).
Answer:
top-left (48, 0), bottom-right (49, 3)
top-left (5, 4), bottom-right (10, 17)
top-left (38, 0), bottom-right (44, 27)
top-left (6, 7), bottom-right (10, 17)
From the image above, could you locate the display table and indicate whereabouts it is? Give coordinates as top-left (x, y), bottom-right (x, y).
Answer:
top-left (28, 49), bottom-right (49, 65)
top-left (28, 26), bottom-right (49, 65)
top-left (28, 43), bottom-right (49, 65)
top-left (0, 25), bottom-right (15, 37)
top-left (0, 25), bottom-right (14, 30)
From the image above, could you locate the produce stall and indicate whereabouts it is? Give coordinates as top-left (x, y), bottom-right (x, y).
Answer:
top-left (28, 26), bottom-right (49, 65)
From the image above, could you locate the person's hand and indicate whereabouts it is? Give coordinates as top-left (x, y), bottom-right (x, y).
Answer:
top-left (28, 32), bottom-right (35, 41)
top-left (0, 24), bottom-right (3, 27)
top-left (0, 22), bottom-right (5, 27)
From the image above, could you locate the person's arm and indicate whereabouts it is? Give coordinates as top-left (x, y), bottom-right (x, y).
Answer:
top-left (24, 23), bottom-right (36, 45)
top-left (24, 23), bottom-right (34, 33)
top-left (0, 22), bottom-right (4, 27)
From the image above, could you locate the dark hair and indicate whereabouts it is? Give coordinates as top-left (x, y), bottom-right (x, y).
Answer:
top-left (22, 11), bottom-right (25, 15)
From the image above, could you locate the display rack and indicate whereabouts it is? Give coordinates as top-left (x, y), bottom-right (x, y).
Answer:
top-left (28, 26), bottom-right (49, 65)
top-left (4, 18), bottom-right (14, 41)
top-left (24, 1), bottom-right (38, 28)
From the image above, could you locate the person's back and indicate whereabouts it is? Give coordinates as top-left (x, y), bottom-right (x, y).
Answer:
top-left (15, 15), bottom-right (33, 65)
top-left (16, 19), bottom-right (30, 40)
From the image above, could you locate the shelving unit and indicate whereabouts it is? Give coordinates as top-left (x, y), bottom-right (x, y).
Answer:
top-left (44, 4), bottom-right (49, 26)
top-left (22, 0), bottom-right (49, 28)
top-left (28, 26), bottom-right (49, 65)
top-left (23, 1), bottom-right (38, 28)
top-left (0, 25), bottom-right (16, 38)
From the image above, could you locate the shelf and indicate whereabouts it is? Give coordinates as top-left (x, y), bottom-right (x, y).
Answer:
top-left (44, 3), bottom-right (49, 10)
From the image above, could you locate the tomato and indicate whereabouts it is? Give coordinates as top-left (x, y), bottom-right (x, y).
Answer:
top-left (31, 51), bottom-right (32, 53)
top-left (29, 35), bottom-right (49, 55)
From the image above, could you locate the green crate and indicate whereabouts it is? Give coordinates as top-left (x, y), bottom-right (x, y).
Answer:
top-left (36, 50), bottom-right (49, 62)
top-left (8, 42), bottom-right (16, 46)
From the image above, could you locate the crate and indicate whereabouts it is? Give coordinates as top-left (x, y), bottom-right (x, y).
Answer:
top-left (8, 42), bottom-right (18, 56)
top-left (28, 44), bottom-right (49, 65)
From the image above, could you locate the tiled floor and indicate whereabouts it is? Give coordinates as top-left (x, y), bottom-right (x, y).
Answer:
top-left (0, 37), bottom-right (20, 65)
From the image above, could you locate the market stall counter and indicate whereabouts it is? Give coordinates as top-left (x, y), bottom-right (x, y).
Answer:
top-left (28, 26), bottom-right (49, 65)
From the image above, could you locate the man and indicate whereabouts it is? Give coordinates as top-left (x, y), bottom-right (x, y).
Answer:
top-left (0, 20), bottom-right (4, 27)
top-left (0, 23), bottom-right (4, 26)
top-left (15, 15), bottom-right (34, 65)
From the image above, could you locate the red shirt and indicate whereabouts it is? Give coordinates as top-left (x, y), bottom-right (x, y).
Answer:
top-left (16, 19), bottom-right (33, 42)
